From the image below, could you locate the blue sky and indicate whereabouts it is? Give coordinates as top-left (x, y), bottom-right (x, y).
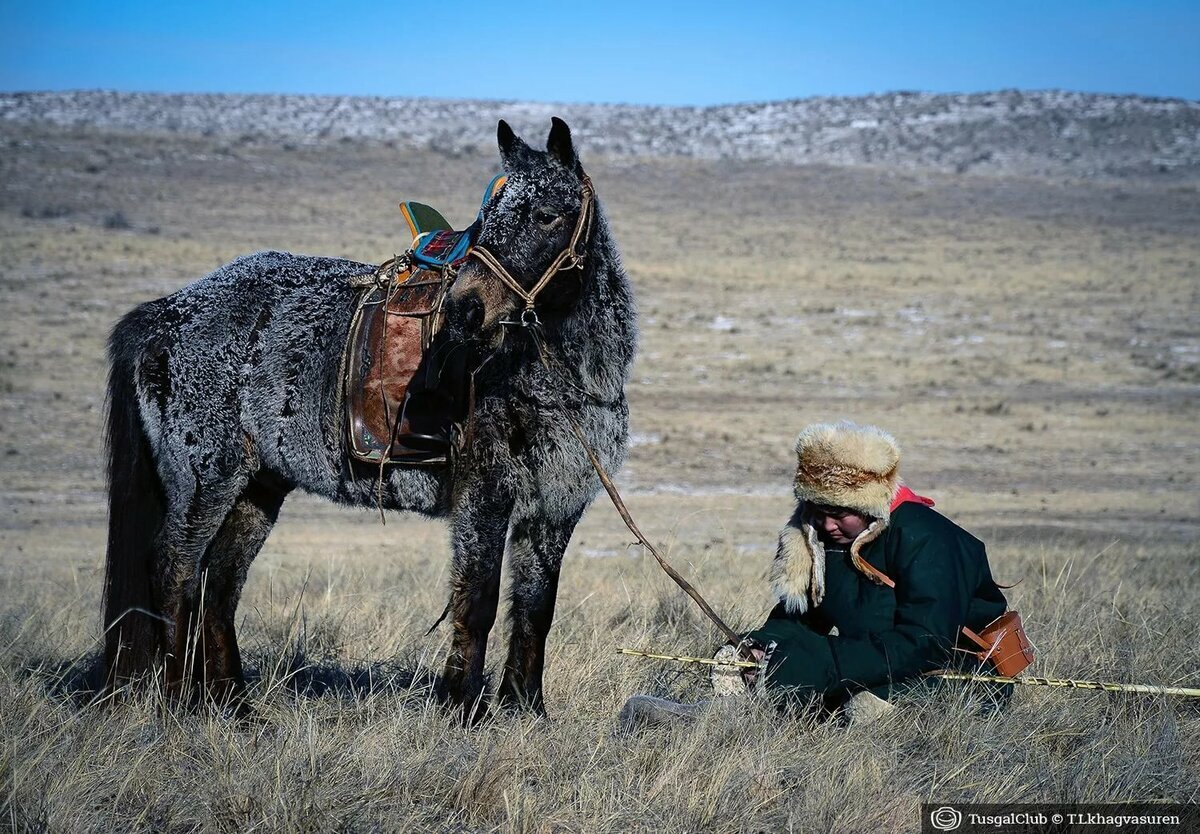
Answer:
top-left (1, 1), bottom-right (1197, 105)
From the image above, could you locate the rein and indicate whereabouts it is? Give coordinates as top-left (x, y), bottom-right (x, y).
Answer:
top-left (526, 319), bottom-right (743, 647)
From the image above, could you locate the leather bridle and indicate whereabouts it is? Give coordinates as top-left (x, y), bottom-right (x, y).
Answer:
top-left (465, 175), bottom-right (596, 324)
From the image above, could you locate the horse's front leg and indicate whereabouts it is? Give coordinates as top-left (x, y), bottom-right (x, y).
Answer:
top-left (497, 510), bottom-right (583, 715)
top-left (440, 488), bottom-right (514, 722)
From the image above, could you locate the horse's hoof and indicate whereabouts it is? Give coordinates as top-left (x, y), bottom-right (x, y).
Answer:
top-left (215, 694), bottom-right (257, 723)
top-left (494, 690), bottom-right (549, 720)
top-left (436, 686), bottom-right (490, 727)
top-left (462, 696), bottom-right (492, 726)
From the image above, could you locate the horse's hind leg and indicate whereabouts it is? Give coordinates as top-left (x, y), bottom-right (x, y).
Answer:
top-left (155, 472), bottom-right (250, 701)
top-left (497, 510), bottom-right (582, 715)
top-left (198, 474), bottom-right (290, 705)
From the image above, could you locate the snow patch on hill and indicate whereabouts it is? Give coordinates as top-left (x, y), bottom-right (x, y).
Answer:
top-left (3, 90), bottom-right (1198, 179)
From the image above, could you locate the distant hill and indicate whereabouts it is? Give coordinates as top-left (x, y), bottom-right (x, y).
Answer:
top-left (3, 89), bottom-right (1198, 180)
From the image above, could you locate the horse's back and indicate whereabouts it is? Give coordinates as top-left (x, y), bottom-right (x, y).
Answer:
top-left (116, 250), bottom-right (368, 342)
top-left (176, 249), bottom-right (368, 321)
top-left (111, 251), bottom-right (373, 489)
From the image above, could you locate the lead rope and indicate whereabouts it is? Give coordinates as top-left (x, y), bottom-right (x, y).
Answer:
top-left (524, 324), bottom-right (743, 646)
top-left (465, 176), bottom-right (745, 649)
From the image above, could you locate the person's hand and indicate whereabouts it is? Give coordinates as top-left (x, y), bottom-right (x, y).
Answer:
top-left (734, 638), bottom-right (767, 686)
top-left (739, 645), bottom-right (765, 685)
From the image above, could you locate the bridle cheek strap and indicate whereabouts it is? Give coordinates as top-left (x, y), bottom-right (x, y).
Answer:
top-left (466, 176), bottom-right (596, 314)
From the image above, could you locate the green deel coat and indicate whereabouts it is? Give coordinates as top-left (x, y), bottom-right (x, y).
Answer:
top-left (746, 501), bottom-right (1007, 705)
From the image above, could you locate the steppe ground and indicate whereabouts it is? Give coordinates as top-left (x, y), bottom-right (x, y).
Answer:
top-left (1, 123), bottom-right (1198, 832)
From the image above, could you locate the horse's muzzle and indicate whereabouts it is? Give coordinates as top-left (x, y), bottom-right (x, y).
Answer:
top-left (447, 263), bottom-right (519, 346)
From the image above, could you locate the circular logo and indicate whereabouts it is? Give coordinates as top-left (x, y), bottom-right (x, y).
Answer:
top-left (930, 806), bottom-right (963, 831)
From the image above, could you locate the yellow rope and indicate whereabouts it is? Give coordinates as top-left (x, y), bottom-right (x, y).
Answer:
top-left (929, 672), bottom-right (1200, 698)
top-left (619, 648), bottom-right (1200, 697)
top-left (617, 647), bottom-right (758, 668)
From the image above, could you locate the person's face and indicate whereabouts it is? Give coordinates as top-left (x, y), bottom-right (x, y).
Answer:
top-left (806, 503), bottom-right (871, 544)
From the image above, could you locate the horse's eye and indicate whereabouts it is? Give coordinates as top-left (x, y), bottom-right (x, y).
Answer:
top-left (532, 208), bottom-right (560, 227)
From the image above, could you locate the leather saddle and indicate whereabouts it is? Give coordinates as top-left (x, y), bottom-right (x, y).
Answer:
top-left (343, 175), bottom-right (505, 466)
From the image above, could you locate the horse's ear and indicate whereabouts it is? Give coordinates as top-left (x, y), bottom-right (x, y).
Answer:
top-left (497, 119), bottom-right (530, 170)
top-left (546, 117), bottom-right (581, 173)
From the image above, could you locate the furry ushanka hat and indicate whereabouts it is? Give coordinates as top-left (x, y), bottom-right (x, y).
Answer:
top-left (793, 421), bottom-right (901, 522)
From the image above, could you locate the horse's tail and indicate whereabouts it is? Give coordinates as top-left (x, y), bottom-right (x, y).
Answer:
top-left (103, 306), bottom-right (166, 686)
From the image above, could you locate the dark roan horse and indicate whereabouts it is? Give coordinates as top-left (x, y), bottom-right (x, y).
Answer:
top-left (103, 118), bottom-right (637, 718)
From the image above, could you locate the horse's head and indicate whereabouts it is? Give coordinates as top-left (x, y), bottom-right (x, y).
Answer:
top-left (447, 118), bottom-right (593, 344)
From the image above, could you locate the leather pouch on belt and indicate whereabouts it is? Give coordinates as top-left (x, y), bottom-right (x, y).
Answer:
top-left (961, 611), bottom-right (1035, 677)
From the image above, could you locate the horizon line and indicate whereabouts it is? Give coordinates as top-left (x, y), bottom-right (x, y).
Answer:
top-left (4, 86), bottom-right (1199, 109)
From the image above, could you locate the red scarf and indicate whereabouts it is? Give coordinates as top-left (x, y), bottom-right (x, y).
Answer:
top-left (890, 485), bottom-right (935, 512)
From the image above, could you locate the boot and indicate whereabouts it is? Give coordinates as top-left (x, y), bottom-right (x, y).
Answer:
top-left (617, 695), bottom-right (706, 732)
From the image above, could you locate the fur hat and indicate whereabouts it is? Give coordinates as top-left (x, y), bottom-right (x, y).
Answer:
top-left (792, 421), bottom-right (900, 522)
top-left (770, 421), bottom-right (900, 614)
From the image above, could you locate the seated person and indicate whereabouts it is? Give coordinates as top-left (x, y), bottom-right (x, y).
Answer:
top-left (741, 420), bottom-right (1009, 712)
top-left (621, 421), bottom-right (1012, 729)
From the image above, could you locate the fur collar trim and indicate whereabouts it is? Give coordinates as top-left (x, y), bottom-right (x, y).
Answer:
top-left (771, 509), bottom-right (893, 613)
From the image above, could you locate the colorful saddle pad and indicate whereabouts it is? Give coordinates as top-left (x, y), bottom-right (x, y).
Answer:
top-left (411, 229), bottom-right (473, 270)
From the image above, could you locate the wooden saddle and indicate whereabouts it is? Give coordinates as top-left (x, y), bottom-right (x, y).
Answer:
top-left (343, 175), bottom-right (506, 465)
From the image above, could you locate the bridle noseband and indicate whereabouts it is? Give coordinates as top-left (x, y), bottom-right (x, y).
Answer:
top-left (465, 175), bottom-right (596, 323)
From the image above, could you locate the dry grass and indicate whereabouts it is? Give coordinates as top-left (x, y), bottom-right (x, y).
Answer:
top-left (1, 124), bottom-right (1198, 832)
